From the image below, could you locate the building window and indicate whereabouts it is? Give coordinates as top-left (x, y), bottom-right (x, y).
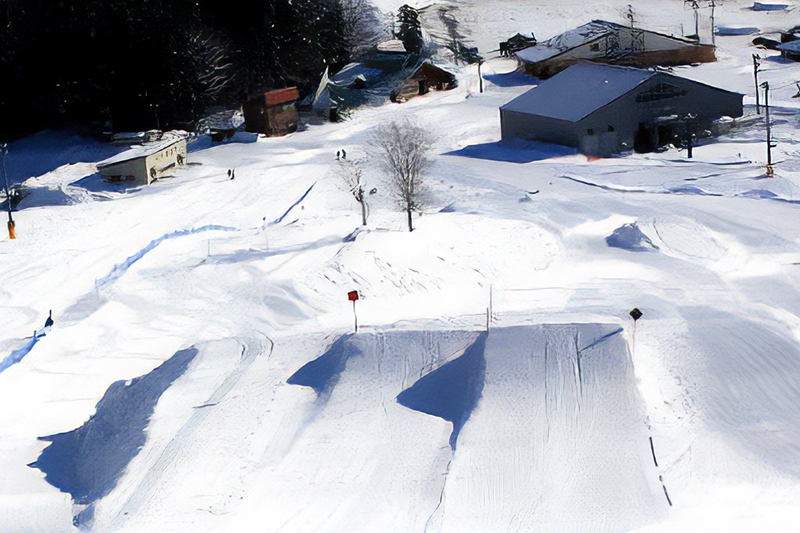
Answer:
top-left (587, 128), bottom-right (594, 135)
top-left (636, 83), bottom-right (688, 103)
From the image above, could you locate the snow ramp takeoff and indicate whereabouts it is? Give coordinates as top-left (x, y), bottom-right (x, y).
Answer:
top-left (279, 325), bottom-right (664, 532)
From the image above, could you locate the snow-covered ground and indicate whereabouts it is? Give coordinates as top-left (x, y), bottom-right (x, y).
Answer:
top-left (3, 1), bottom-right (800, 531)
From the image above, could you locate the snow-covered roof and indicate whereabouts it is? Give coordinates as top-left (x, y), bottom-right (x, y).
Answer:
top-left (377, 40), bottom-right (407, 53)
top-left (515, 21), bottom-right (622, 63)
top-left (332, 63), bottom-right (384, 86)
top-left (515, 20), bottom-right (697, 64)
top-left (501, 63), bottom-right (657, 122)
top-left (96, 138), bottom-right (184, 168)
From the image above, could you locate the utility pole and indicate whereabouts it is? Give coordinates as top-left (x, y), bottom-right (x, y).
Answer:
top-left (762, 81), bottom-right (776, 174)
top-left (685, 0), bottom-right (700, 40)
top-left (685, 113), bottom-right (696, 158)
top-left (753, 54), bottom-right (761, 114)
top-left (710, 0), bottom-right (717, 47)
top-left (1, 143), bottom-right (14, 240)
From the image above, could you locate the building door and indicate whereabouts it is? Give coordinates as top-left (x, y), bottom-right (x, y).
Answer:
top-left (634, 122), bottom-right (657, 152)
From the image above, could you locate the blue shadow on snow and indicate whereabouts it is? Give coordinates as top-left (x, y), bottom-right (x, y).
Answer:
top-left (287, 334), bottom-right (360, 396)
top-left (0, 326), bottom-right (48, 374)
top-left (396, 332), bottom-right (487, 449)
top-left (482, 71), bottom-right (536, 88)
top-left (444, 139), bottom-right (575, 164)
top-left (29, 347), bottom-right (198, 505)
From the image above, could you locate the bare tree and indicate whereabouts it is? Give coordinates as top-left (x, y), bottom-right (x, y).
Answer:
top-left (339, 0), bottom-right (383, 58)
top-left (335, 158), bottom-right (368, 226)
top-left (370, 118), bottom-right (435, 232)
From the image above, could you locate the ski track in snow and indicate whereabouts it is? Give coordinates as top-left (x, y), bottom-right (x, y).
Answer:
top-left (4, 2), bottom-right (800, 529)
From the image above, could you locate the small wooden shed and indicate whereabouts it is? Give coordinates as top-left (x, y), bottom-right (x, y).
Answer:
top-left (243, 87), bottom-right (299, 136)
top-left (392, 62), bottom-right (457, 103)
top-left (97, 138), bottom-right (187, 185)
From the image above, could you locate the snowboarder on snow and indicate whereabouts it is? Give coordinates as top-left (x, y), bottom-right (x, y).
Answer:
top-left (230, 169), bottom-right (235, 180)
top-left (336, 151), bottom-right (341, 160)
top-left (227, 169), bottom-right (232, 179)
top-left (342, 149), bottom-right (347, 160)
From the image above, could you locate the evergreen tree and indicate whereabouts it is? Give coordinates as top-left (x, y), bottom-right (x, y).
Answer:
top-left (396, 4), bottom-right (424, 56)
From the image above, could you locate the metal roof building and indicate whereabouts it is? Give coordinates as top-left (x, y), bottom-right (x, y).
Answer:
top-left (97, 137), bottom-right (187, 185)
top-left (500, 63), bottom-right (743, 156)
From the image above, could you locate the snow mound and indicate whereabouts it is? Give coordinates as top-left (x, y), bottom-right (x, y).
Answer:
top-left (29, 348), bottom-right (198, 507)
top-left (606, 223), bottom-right (659, 252)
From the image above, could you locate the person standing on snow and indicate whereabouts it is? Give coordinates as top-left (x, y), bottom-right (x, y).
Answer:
top-left (44, 310), bottom-right (53, 329)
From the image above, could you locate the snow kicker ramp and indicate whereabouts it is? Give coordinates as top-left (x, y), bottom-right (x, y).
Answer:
top-left (272, 325), bottom-right (665, 533)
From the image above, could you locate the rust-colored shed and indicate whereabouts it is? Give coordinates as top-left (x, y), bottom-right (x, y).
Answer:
top-left (243, 87), bottom-right (299, 136)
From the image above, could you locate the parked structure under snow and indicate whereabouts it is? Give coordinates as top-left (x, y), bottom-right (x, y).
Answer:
top-left (96, 137), bottom-right (187, 185)
top-left (514, 20), bottom-right (716, 79)
top-left (500, 63), bottom-right (743, 156)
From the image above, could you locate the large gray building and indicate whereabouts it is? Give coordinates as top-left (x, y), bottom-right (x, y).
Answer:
top-left (500, 63), bottom-right (743, 156)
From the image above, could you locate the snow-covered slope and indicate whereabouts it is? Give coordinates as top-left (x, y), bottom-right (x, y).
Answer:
top-left (3, 1), bottom-right (800, 531)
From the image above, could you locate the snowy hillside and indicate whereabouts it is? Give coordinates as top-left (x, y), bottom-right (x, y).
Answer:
top-left (3, 1), bottom-right (800, 532)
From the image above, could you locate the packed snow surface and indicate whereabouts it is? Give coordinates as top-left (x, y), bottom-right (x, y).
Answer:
top-left (3, 0), bottom-right (800, 531)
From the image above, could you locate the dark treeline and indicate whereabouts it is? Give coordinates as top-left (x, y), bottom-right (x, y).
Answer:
top-left (0, 0), bottom-right (381, 140)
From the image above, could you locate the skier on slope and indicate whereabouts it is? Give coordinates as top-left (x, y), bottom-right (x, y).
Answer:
top-left (44, 310), bottom-right (54, 329)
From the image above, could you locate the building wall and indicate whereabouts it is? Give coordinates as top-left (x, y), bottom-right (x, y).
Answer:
top-left (523, 28), bottom-right (715, 78)
top-left (97, 159), bottom-right (148, 185)
top-left (500, 108), bottom-right (581, 147)
top-left (98, 139), bottom-right (186, 186)
top-left (580, 75), bottom-right (741, 154)
top-left (244, 100), bottom-right (299, 136)
top-left (265, 104), bottom-right (299, 136)
top-left (502, 74), bottom-right (742, 156)
top-left (144, 139), bottom-right (187, 184)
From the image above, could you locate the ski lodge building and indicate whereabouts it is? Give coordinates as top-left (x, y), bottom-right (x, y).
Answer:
top-left (514, 20), bottom-right (716, 79)
top-left (500, 63), bottom-right (743, 156)
top-left (97, 137), bottom-right (187, 185)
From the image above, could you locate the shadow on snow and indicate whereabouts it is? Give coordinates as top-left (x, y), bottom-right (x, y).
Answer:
top-left (29, 348), bottom-right (198, 508)
top-left (396, 332), bottom-right (487, 449)
top-left (444, 140), bottom-right (575, 164)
